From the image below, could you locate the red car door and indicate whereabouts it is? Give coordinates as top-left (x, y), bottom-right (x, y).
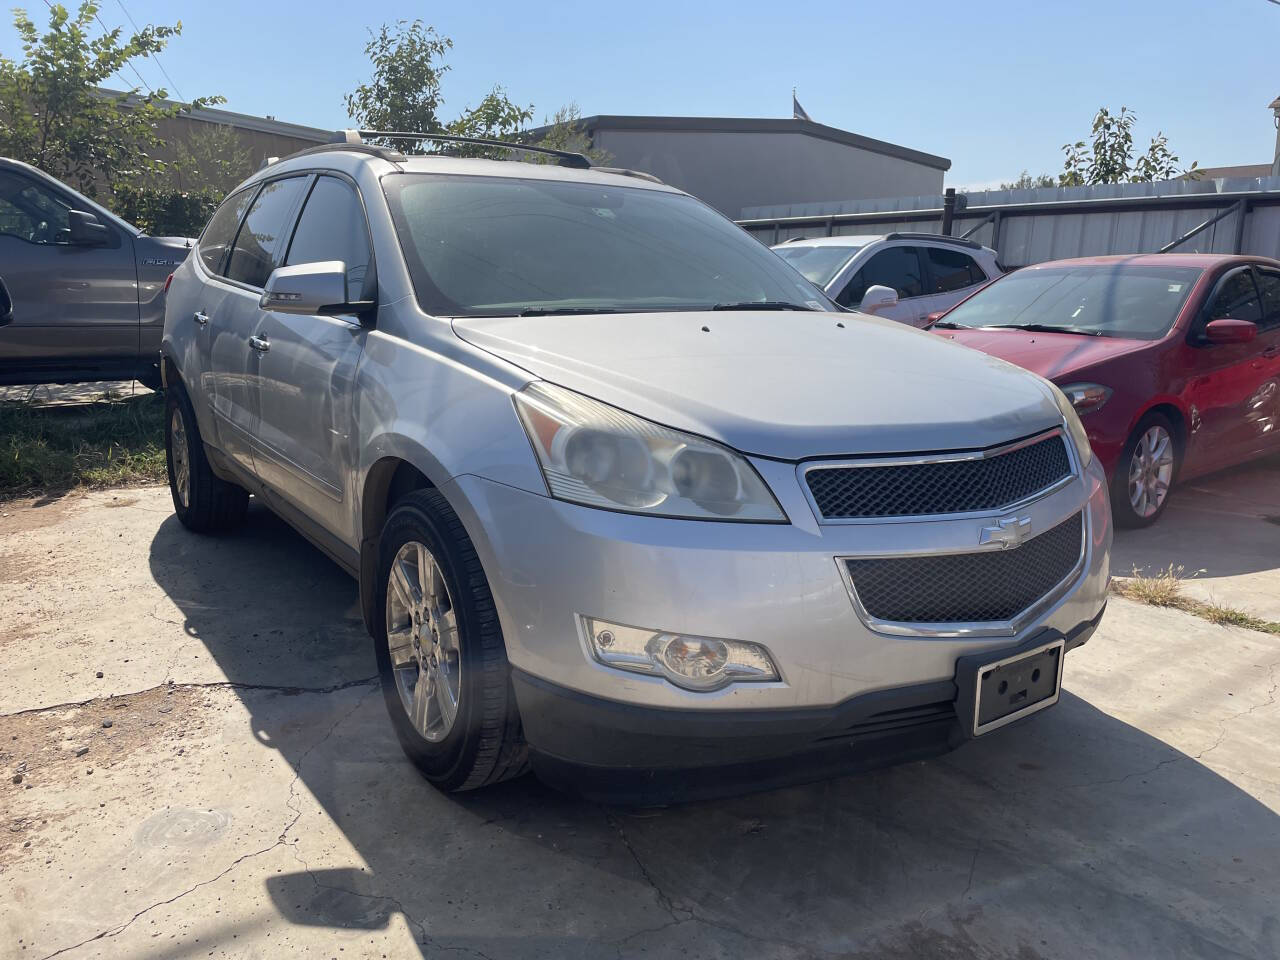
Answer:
top-left (1182, 267), bottom-right (1271, 468)
top-left (1245, 266), bottom-right (1280, 455)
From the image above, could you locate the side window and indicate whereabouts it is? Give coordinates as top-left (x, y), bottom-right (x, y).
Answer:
top-left (1205, 270), bottom-right (1262, 327)
top-left (283, 176), bottom-right (373, 297)
top-left (225, 177), bottom-right (309, 288)
top-left (1254, 269), bottom-right (1280, 332)
top-left (0, 171), bottom-right (72, 245)
top-left (925, 247), bottom-right (985, 294)
top-left (858, 246), bottom-right (925, 300)
top-left (198, 187), bottom-right (257, 275)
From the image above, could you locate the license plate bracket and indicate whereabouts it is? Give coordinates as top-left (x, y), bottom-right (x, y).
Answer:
top-left (955, 636), bottom-right (1065, 738)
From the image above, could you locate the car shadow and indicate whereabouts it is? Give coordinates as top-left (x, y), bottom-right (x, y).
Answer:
top-left (1112, 453), bottom-right (1280, 580)
top-left (148, 503), bottom-right (1280, 959)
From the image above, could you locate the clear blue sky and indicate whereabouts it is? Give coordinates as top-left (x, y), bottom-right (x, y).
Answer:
top-left (4, 0), bottom-right (1278, 187)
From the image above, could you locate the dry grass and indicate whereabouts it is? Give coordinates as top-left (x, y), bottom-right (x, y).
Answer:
top-left (1111, 566), bottom-right (1280, 636)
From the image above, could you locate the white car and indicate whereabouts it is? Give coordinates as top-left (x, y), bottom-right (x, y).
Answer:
top-left (773, 233), bottom-right (1002, 327)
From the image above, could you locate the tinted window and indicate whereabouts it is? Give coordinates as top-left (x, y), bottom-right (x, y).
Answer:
top-left (841, 246), bottom-right (924, 304)
top-left (226, 177), bottom-right (308, 288)
top-left (284, 177), bottom-right (372, 297)
top-left (942, 264), bottom-right (1203, 340)
top-left (773, 244), bottom-right (861, 287)
top-left (1250, 269), bottom-right (1280, 332)
top-left (198, 187), bottom-right (257, 275)
top-left (1206, 270), bottom-right (1262, 325)
top-left (0, 171), bottom-right (72, 244)
top-left (925, 246), bottom-right (986, 293)
top-left (381, 174), bottom-right (829, 316)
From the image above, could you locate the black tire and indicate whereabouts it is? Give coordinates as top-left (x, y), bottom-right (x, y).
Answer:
top-left (164, 383), bottom-right (249, 533)
top-left (1110, 411), bottom-right (1179, 529)
top-left (136, 365), bottom-right (163, 392)
top-left (373, 488), bottom-right (528, 792)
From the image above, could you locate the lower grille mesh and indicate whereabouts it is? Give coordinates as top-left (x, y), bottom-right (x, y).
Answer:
top-left (845, 512), bottom-right (1084, 624)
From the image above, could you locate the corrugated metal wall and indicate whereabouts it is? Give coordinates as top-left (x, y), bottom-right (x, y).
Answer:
top-left (739, 177), bottom-right (1280, 265)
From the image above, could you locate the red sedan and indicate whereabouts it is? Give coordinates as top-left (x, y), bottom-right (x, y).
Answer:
top-left (930, 254), bottom-right (1280, 527)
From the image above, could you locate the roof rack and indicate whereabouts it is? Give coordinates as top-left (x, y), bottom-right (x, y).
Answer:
top-left (266, 141), bottom-right (408, 168)
top-left (336, 129), bottom-right (592, 169)
top-left (593, 166), bottom-right (663, 184)
top-left (883, 231), bottom-right (983, 250)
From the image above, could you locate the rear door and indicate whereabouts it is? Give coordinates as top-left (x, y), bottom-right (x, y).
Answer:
top-left (834, 245), bottom-right (927, 325)
top-left (248, 173), bottom-right (372, 543)
top-left (920, 245), bottom-right (992, 318)
top-left (0, 167), bottom-right (138, 380)
top-left (209, 175), bottom-right (310, 475)
top-left (1182, 267), bottom-right (1270, 464)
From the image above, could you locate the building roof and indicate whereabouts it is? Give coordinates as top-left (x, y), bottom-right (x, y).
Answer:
top-left (524, 114), bottom-right (951, 172)
top-left (99, 87), bottom-right (331, 142)
top-left (1187, 164), bottom-right (1274, 180)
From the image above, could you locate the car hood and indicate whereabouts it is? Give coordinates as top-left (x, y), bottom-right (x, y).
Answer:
top-left (452, 311), bottom-right (1064, 459)
top-left (937, 328), bottom-right (1150, 381)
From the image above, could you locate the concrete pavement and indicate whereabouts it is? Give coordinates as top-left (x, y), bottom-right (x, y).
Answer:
top-left (2, 487), bottom-right (1278, 959)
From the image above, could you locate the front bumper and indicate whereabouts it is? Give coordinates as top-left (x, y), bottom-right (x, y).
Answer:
top-left (514, 610), bottom-right (1104, 804)
top-left (443, 450), bottom-right (1111, 793)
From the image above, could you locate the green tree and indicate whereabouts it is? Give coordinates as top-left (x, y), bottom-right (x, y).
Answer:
top-left (1000, 170), bottom-right (1056, 190)
top-left (1059, 106), bottom-right (1198, 186)
top-left (0, 1), bottom-right (221, 197)
top-left (344, 19), bottom-right (533, 154)
top-left (529, 103), bottom-right (612, 165)
top-left (171, 123), bottom-right (252, 193)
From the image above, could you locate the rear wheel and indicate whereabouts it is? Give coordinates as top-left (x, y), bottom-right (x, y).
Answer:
top-left (165, 384), bottom-right (249, 533)
top-left (373, 489), bottom-right (527, 791)
top-left (1111, 412), bottom-right (1178, 528)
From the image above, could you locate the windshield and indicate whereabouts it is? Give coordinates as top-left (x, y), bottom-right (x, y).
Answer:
top-left (940, 263), bottom-right (1203, 339)
top-left (772, 243), bottom-right (861, 287)
top-left (382, 174), bottom-right (831, 316)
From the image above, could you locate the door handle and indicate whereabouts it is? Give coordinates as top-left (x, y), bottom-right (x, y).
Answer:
top-left (193, 311), bottom-right (209, 326)
top-left (248, 335), bottom-right (270, 353)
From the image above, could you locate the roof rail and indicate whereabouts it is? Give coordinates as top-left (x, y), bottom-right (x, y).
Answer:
top-left (341, 129), bottom-right (592, 169)
top-left (277, 141), bottom-right (408, 165)
top-left (884, 231), bottom-right (983, 250)
top-left (593, 166), bottom-right (663, 184)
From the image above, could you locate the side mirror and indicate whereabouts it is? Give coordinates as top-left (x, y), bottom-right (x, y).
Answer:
top-left (0, 277), bottom-right (12, 327)
top-left (1204, 317), bottom-right (1258, 345)
top-left (68, 209), bottom-right (110, 246)
top-left (260, 261), bottom-right (375, 320)
top-left (859, 284), bottom-right (899, 315)
top-left (923, 310), bottom-right (945, 328)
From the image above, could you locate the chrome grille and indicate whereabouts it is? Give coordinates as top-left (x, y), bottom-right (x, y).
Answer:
top-left (844, 512), bottom-right (1084, 625)
top-left (805, 432), bottom-right (1072, 520)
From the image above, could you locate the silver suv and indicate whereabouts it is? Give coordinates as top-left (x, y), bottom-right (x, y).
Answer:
top-left (161, 133), bottom-right (1111, 802)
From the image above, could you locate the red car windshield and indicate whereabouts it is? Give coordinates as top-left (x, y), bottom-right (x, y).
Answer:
top-left (941, 263), bottom-right (1203, 339)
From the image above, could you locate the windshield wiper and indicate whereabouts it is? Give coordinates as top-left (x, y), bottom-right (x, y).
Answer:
top-left (711, 301), bottom-right (816, 311)
top-left (930, 320), bottom-right (964, 329)
top-left (517, 307), bottom-right (623, 316)
top-left (981, 323), bottom-right (1105, 337)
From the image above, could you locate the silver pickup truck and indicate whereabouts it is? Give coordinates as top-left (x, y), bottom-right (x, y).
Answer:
top-left (0, 158), bottom-right (193, 388)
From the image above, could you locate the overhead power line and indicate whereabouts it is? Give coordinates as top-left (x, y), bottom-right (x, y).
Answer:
top-left (114, 0), bottom-right (186, 103)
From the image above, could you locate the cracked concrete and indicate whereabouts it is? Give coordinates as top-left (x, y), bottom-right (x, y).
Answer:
top-left (2, 485), bottom-right (1279, 958)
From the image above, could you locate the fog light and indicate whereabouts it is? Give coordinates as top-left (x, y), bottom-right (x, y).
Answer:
top-left (582, 617), bottom-right (779, 691)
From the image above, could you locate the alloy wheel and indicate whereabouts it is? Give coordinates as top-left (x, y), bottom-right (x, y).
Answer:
top-left (1127, 424), bottom-right (1174, 519)
top-left (385, 540), bottom-right (462, 743)
top-left (170, 407), bottom-right (191, 509)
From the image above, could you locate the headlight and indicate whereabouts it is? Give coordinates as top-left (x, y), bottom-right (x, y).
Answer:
top-left (1059, 382), bottom-right (1113, 415)
top-left (582, 617), bottom-right (780, 691)
top-left (1045, 381), bottom-right (1094, 466)
top-left (514, 381), bottom-right (785, 521)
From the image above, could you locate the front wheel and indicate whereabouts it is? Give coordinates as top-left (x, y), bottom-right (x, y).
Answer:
top-left (372, 489), bottom-right (527, 792)
top-left (1111, 413), bottom-right (1178, 528)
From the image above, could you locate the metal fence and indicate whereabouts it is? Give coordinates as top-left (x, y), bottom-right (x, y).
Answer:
top-left (736, 176), bottom-right (1280, 267)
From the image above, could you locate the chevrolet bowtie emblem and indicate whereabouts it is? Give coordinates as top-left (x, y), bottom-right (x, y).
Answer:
top-left (980, 515), bottom-right (1032, 549)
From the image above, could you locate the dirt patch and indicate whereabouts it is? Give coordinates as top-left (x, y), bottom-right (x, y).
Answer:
top-left (0, 493), bottom-right (80, 537)
top-left (0, 684), bottom-right (210, 869)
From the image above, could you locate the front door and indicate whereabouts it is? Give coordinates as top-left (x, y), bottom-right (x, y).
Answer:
top-left (247, 174), bottom-right (373, 544)
top-left (1183, 267), bottom-right (1274, 466)
top-left (0, 168), bottom-right (137, 381)
top-left (834, 245), bottom-right (927, 326)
